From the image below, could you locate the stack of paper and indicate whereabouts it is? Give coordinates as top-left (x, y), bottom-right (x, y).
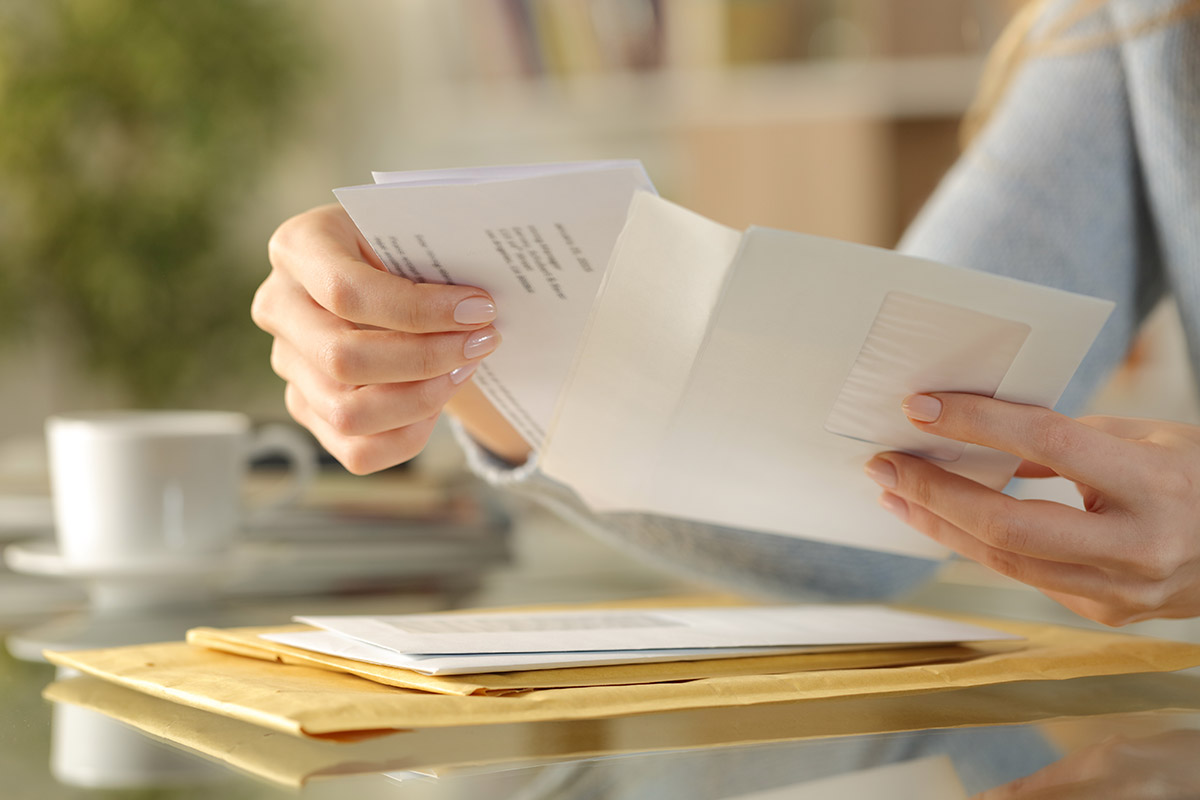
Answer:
top-left (44, 597), bottom-right (1200, 739)
top-left (256, 605), bottom-right (1019, 676)
top-left (337, 162), bottom-right (1114, 558)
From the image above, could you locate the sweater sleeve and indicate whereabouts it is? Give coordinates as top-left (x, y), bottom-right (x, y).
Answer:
top-left (452, 1), bottom-right (1200, 601)
top-left (900, 0), bottom-right (1170, 415)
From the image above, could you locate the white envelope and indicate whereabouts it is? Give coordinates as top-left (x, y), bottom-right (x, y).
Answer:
top-left (541, 193), bottom-right (1114, 558)
top-left (295, 605), bottom-right (1020, 657)
top-left (261, 629), bottom-right (832, 676)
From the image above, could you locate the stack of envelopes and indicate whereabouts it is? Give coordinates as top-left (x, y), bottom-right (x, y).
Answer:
top-left (44, 598), bottom-right (1200, 740)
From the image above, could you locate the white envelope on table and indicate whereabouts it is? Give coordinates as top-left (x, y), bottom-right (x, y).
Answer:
top-left (261, 629), bottom-right (823, 676)
top-left (294, 605), bottom-right (1020, 658)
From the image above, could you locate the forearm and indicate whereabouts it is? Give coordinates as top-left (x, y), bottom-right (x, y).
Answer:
top-left (445, 382), bottom-right (533, 465)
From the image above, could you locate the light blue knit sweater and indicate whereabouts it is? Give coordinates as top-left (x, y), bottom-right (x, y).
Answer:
top-left (459, 0), bottom-right (1200, 602)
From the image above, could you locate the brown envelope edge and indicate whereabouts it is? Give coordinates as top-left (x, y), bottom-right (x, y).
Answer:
top-left (43, 607), bottom-right (1200, 738)
top-left (43, 671), bottom-right (1200, 788)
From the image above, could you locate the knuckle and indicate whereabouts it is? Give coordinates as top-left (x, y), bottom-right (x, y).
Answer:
top-left (283, 384), bottom-right (307, 426)
top-left (266, 219), bottom-right (296, 269)
top-left (316, 334), bottom-right (361, 385)
top-left (905, 472), bottom-right (935, 509)
top-left (1115, 580), bottom-right (1170, 619)
top-left (1133, 542), bottom-right (1183, 583)
top-left (268, 340), bottom-right (286, 378)
top-left (1156, 466), bottom-right (1196, 503)
top-left (1026, 411), bottom-right (1075, 461)
top-left (395, 424), bottom-right (436, 462)
top-left (391, 285), bottom-right (421, 331)
top-left (316, 271), bottom-right (362, 320)
top-left (978, 509), bottom-right (1029, 553)
top-left (1092, 607), bottom-right (1135, 628)
top-left (336, 442), bottom-right (381, 476)
top-left (412, 338), bottom-right (445, 381)
top-left (956, 397), bottom-right (989, 432)
top-left (408, 377), bottom-right (447, 418)
top-left (266, 209), bottom-right (319, 270)
top-left (979, 546), bottom-right (1024, 581)
top-left (324, 393), bottom-right (368, 437)
top-left (249, 279), bottom-right (275, 329)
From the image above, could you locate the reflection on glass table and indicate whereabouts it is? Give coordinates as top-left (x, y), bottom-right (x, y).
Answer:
top-left (6, 468), bottom-right (1200, 798)
top-left (26, 656), bottom-right (1200, 799)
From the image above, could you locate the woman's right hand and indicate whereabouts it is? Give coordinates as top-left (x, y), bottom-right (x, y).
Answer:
top-left (251, 203), bottom-right (503, 474)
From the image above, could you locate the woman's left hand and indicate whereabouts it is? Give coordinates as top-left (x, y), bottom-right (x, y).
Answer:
top-left (865, 392), bottom-right (1200, 626)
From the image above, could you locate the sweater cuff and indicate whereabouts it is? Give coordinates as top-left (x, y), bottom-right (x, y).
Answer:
top-left (447, 417), bottom-right (541, 487)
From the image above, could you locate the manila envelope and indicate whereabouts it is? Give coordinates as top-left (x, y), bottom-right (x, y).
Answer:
top-left (44, 610), bottom-right (1200, 739)
top-left (44, 671), bottom-right (1200, 788)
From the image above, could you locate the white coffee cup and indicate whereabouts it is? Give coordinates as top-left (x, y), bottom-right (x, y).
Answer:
top-left (46, 410), bottom-right (317, 569)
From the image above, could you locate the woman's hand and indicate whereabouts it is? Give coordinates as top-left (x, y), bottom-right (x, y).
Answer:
top-left (252, 203), bottom-right (507, 474)
top-left (864, 393), bottom-right (1200, 626)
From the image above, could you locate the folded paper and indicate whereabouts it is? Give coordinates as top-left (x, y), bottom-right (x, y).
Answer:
top-left (541, 193), bottom-right (1114, 558)
top-left (336, 160), bottom-right (655, 447)
top-left (337, 163), bottom-right (1113, 558)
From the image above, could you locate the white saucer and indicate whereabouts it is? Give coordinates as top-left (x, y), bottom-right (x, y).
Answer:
top-left (0, 494), bottom-right (54, 541)
top-left (4, 539), bottom-right (237, 581)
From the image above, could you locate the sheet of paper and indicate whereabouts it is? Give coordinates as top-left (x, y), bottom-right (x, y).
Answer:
top-left (540, 193), bottom-right (743, 509)
top-left (294, 605), bottom-right (1020, 656)
top-left (543, 192), bottom-right (1114, 558)
top-left (260, 630), bottom-right (837, 675)
top-left (335, 161), bottom-right (654, 447)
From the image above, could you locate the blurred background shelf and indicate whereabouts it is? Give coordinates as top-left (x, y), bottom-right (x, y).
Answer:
top-left (0, 0), bottom-right (1194, 504)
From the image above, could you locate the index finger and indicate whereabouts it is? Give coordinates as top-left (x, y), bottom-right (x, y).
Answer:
top-left (904, 392), bottom-right (1143, 493)
top-left (267, 204), bottom-right (496, 333)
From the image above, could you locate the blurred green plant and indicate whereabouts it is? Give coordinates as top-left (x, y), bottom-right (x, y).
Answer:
top-left (0, 0), bottom-right (313, 406)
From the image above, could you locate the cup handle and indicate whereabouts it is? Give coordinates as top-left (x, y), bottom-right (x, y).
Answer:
top-left (243, 424), bottom-right (319, 521)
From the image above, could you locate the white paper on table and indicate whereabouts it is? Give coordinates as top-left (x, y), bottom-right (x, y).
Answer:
top-left (294, 605), bottom-right (1020, 656)
top-left (334, 161), bottom-right (654, 448)
top-left (541, 192), bottom-right (1115, 559)
top-left (261, 629), bottom-right (847, 676)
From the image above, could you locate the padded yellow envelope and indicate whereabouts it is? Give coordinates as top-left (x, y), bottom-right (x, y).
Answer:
top-left (45, 609), bottom-right (1200, 739)
top-left (45, 671), bottom-right (1200, 788)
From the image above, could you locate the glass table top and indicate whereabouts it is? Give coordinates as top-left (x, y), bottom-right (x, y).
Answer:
top-left (5, 476), bottom-right (1200, 799)
top-left (6, 638), bottom-right (1200, 799)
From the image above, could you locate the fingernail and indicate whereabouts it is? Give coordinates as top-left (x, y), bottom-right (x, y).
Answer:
top-left (878, 492), bottom-right (909, 521)
top-left (449, 363), bottom-right (478, 385)
top-left (903, 394), bottom-right (942, 423)
top-left (464, 328), bottom-right (500, 359)
top-left (454, 297), bottom-right (496, 325)
top-left (865, 458), bottom-right (897, 489)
